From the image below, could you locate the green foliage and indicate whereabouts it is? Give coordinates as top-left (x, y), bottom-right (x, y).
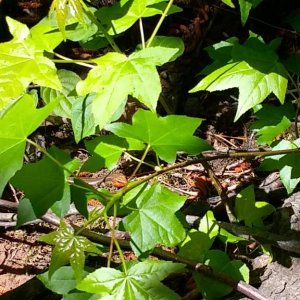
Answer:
top-left (77, 260), bottom-right (185, 299)
top-left (234, 185), bottom-right (275, 228)
top-left (1, 0), bottom-right (299, 299)
top-left (123, 183), bottom-right (186, 254)
top-left (0, 17), bottom-right (62, 109)
top-left (0, 94), bottom-right (58, 196)
top-left (96, 0), bottom-right (182, 35)
top-left (107, 109), bottom-right (211, 163)
top-left (40, 222), bottom-right (100, 278)
top-left (190, 35), bottom-right (288, 121)
top-left (259, 139), bottom-right (300, 194)
top-left (77, 37), bottom-right (184, 129)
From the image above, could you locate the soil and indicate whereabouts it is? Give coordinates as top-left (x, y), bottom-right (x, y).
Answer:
top-left (0, 0), bottom-right (300, 299)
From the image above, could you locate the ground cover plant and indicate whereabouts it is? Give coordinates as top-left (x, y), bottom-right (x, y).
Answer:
top-left (0, 0), bottom-right (300, 299)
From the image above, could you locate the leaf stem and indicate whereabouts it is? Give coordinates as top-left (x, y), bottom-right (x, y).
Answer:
top-left (146, 0), bottom-right (175, 48)
top-left (139, 18), bottom-right (146, 49)
top-left (128, 144), bottom-right (151, 181)
top-left (52, 52), bottom-right (95, 68)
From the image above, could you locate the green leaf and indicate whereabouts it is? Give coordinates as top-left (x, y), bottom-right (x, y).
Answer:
top-left (0, 17), bottom-right (62, 108)
top-left (77, 260), bottom-right (184, 299)
top-left (107, 109), bottom-right (211, 163)
top-left (286, 10), bottom-right (300, 33)
top-left (0, 94), bottom-right (58, 196)
top-left (221, 0), bottom-right (235, 8)
top-left (259, 139), bottom-right (300, 194)
top-left (178, 230), bottom-right (212, 262)
top-left (11, 147), bottom-right (80, 225)
top-left (238, 0), bottom-right (263, 25)
top-left (50, 0), bottom-right (86, 39)
top-left (76, 41), bottom-right (184, 129)
top-left (283, 53), bottom-right (300, 75)
top-left (190, 36), bottom-right (288, 121)
top-left (234, 185), bottom-right (275, 228)
top-left (251, 103), bottom-right (294, 145)
top-left (96, 0), bottom-right (181, 35)
top-left (82, 135), bottom-right (144, 171)
top-left (194, 250), bottom-right (249, 299)
top-left (123, 183), bottom-right (186, 254)
top-left (40, 222), bottom-right (100, 278)
top-left (38, 266), bottom-right (88, 295)
top-left (41, 69), bottom-right (81, 118)
top-left (198, 210), bottom-right (219, 240)
top-left (71, 93), bottom-right (97, 143)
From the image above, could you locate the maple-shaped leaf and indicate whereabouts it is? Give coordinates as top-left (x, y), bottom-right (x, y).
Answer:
top-left (0, 94), bottom-right (58, 196)
top-left (76, 37), bottom-right (184, 129)
top-left (259, 139), bottom-right (300, 194)
top-left (106, 109), bottom-right (211, 163)
top-left (11, 147), bottom-right (80, 225)
top-left (96, 0), bottom-right (181, 35)
top-left (234, 185), bottom-right (275, 228)
top-left (77, 260), bottom-right (184, 299)
top-left (190, 35), bottom-right (288, 121)
top-left (40, 222), bottom-right (100, 278)
top-left (82, 135), bottom-right (144, 171)
top-left (0, 17), bottom-right (62, 109)
top-left (122, 183), bottom-right (186, 254)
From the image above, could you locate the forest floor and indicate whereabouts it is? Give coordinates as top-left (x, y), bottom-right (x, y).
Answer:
top-left (0, 0), bottom-right (300, 299)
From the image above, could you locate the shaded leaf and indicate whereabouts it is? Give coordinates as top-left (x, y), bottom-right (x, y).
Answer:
top-left (238, 0), bottom-right (263, 25)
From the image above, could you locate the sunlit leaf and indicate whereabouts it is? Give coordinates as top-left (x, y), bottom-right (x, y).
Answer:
top-left (0, 94), bottom-right (58, 196)
top-left (77, 260), bottom-right (184, 299)
top-left (190, 36), bottom-right (288, 121)
top-left (123, 183), bottom-right (186, 254)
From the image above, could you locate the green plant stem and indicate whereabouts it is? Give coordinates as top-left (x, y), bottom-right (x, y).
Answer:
top-left (139, 18), bottom-right (145, 49)
top-left (81, 3), bottom-right (121, 53)
top-left (146, 0), bottom-right (175, 47)
top-left (75, 227), bottom-right (268, 300)
top-left (128, 144), bottom-right (151, 181)
top-left (124, 151), bottom-right (156, 168)
top-left (52, 52), bottom-right (95, 68)
top-left (121, 147), bottom-right (300, 195)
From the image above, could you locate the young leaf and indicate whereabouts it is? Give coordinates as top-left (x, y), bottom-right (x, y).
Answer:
top-left (76, 40), bottom-right (184, 129)
top-left (234, 185), bottom-right (275, 228)
top-left (221, 0), bottom-right (235, 8)
top-left (11, 147), bottom-right (80, 225)
top-left (251, 103), bottom-right (294, 145)
top-left (82, 135), bottom-right (144, 171)
top-left (122, 183), bottom-right (186, 254)
top-left (41, 69), bottom-right (81, 118)
top-left (50, 0), bottom-right (86, 39)
top-left (193, 250), bottom-right (249, 299)
top-left (259, 139), bottom-right (300, 194)
top-left (0, 94), bottom-right (58, 196)
top-left (40, 222), bottom-right (100, 278)
top-left (77, 260), bottom-right (185, 299)
top-left (238, 0), bottom-right (263, 25)
top-left (96, 0), bottom-right (181, 35)
top-left (0, 17), bottom-right (62, 108)
top-left (107, 109), bottom-right (211, 163)
top-left (190, 36), bottom-right (288, 121)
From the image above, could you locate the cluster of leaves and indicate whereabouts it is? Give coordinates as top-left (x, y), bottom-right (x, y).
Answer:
top-left (0, 0), bottom-right (300, 299)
